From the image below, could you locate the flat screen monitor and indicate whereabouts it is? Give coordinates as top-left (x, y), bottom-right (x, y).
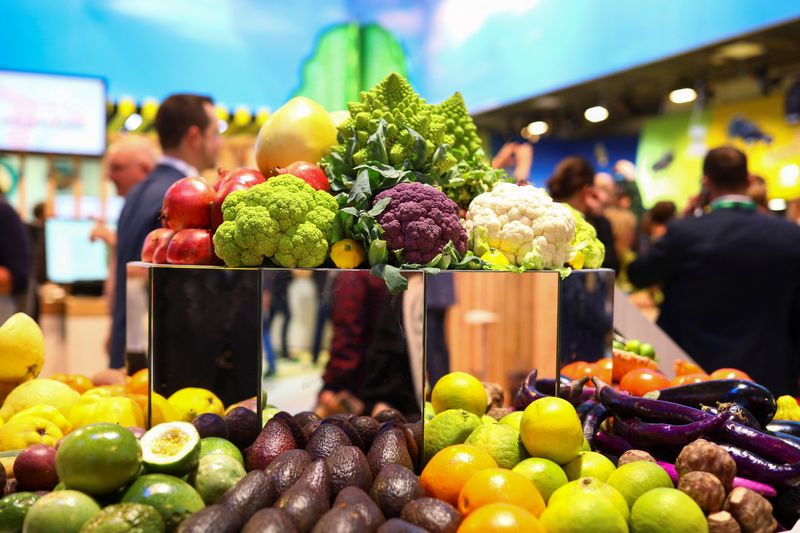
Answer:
top-left (53, 194), bottom-right (125, 223)
top-left (45, 218), bottom-right (114, 284)
top-left (0, 70), bottom-right (106, 156)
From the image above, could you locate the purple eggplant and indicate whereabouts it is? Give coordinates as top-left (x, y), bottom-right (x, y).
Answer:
top-left (593, 431), bottom-right (633, 457)
top-left (593, 377), bottom-right (707, 423)
top-left (514, 370), bottom-right (595, 410)
top-left (582, 403), bottom-right (609, 448)
top-left (577, 399), bottom-right (598, 420)
top-left (718, 444), bottom-right (800, 486)
top-left (768, 420), bottom-right (800, 438)
top-left (646, 380), bottom-right (776, 427)
top-left (718, 420), bottom-right (800, 464)
top-left (701, 402), bottom-right (761, 430)
top-left (613, 413), bottom-right (728, 447)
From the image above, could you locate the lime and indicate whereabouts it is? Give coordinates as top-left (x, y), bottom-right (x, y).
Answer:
top-left (499, 411), bottom-right (523, 432)
top-left (581, 437), bottom-right (591, 451)
top-left (261, 406), bottom-right (280, 427)
top-left (121, 474), bottom-right (204, 532)
top-left (613, 340), bottom-right (625, 350)
top-left (79, 502), bottom-right (165, 532)
top-left (639, 344), bottom-right (656, 360)
top-left (0, 492), bottom-right (39, 532)
top-left (606, 461), bottom-right (674, 508)
top-left (549, 477), bottom-right (629, 522)
top-left (140, 422), bottom-right (201, 477)
top-left (519, 397), bottom-right (583, 465)
top-left (512, 458), bottom-right (568, 502)
top-left (56, 424), bottom-right (142, 495)
top-left (431, 372), bottom-right (486, 416)
top-left (465, 422), bottom-right (527, 469)
top-left (188, 454), bottom-right (246, 505)
top-left (624, 340), bottom-right (642, 355)
top-left (23, 490), bottom-right (100, 533)
top-left (480, 415), bottom-right (497, 425)
top-left (424, 409), bottom-right (481, 463)
top-left (198, 437), bottom-right (243, 465)
top-left (424, 402), bottom-right (435, 421)
top-left (540, 491), bottom-right (628, 533)
top-left (630, 488), bottom-right (707, 533)
top-left (562, 451), bottom-right (617, 482)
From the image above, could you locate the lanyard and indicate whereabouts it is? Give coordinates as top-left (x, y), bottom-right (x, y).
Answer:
top-left (710, 199), bottom-right (756, 212)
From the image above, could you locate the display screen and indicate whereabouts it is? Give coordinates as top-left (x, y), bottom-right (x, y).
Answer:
top-left (0, 70), bottom-right (106, 156)
top-left (53, 194), bottom-right (125, 223)
top-left (45, 218), bottom-right (113, 283)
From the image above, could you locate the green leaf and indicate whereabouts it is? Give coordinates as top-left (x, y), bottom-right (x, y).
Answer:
top-left (367, 119), bottom-right (389, 165)
top-left (371, 264), bottom-right (408, 294)
top-left (367, 196), bottom-right (391, 217)
top-left (405, 125), bottom-right (428, 168)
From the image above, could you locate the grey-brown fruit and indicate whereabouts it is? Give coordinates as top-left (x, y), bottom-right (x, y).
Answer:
top-left (266, 449), bottom-right (312, 495)
top-left (311, 507), bottom-right (366, 533)
top-left (678, 471), bottom-right (726, 513)
top-left (353, 416), bottom-right (380, 449)
top-left (482, 382), bottom-right (504, 411)
top-left (367, 428), bottom-right (413, 477)
top-left (400, 497), bottom-right (462, 533)
top-left (242, 508), bottom-right (298, 533)
top-left (376, 518), bottom-right (427, 533)
top-left (486, 406), bottom-right (515, 421)
top-left (176, 504), bottom-right (242, 533)
top-left (708, 511), bottom-right (742, 533)
top-left (334, 486), bottom-right (385, 533)
top-left (306, 423), bottom-right (352, 460)
top-left (617, 449), bottom-right (657, 467)
top-left (724, 487), bottom-right (777, 533)
top-left (275, 460), bottom-right (332, 533)
top-left (245, 417), bottom-right (298, 471)
top-left (369, 464), bottom-right (425, 519)
top-left (675, 439), bottom-right (737, 491)
top-left (218, 470), bottom-right (276, 521)
top-left (325, 446), bottom-right (373, 496)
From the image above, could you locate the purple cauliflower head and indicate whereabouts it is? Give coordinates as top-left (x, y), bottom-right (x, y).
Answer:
top-left (373, 182), bottom-right (467, 264)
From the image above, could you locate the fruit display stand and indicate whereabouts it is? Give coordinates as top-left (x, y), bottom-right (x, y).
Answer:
top-left (132, 263), bottom-right (614, 430)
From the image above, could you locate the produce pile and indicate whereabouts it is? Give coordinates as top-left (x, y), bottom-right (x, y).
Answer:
top-left (140, 73), bottom-right (606, 291)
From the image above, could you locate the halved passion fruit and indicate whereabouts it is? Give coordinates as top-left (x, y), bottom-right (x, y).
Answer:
top-left (140, 421), bottom-right (201, 476)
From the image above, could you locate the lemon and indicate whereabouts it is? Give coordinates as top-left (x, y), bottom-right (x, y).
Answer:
top-left (0, 313), bottom-right (44, 386)
top-left (0, 379), bottom-right (80, 420)
top-left (606, 461), bottom-right (674, 508)
top-left (431, 372), bottom-right (487, 416)
top-left (424, 409), bottom-right (481, 463)
top-left (519, 397), bottom-right (583, 465)
top-left (550, 477), bottom-right (630, 523)
top-left (149, 392), bottom-right (179, 426)
top-left (562, 451), bottom-right (617, 482)
top-left (481, 415), bottom-right (497, 425)
top-left (499, 411), bottom-right (523, 431)
top-left (630, 488), bottom-right (707, 533)
top-left (168, 388), bottom-right (224, 422)
top-left (540, 491), bottom-right (629, 533)
top-left (424, 401), bottom-right (435, 421)
top-left (9, 405), bottom-right (72, 435)
top-left (0, 416), bottom-right (63, 451)
top-left (465, 422), bottom-right (527, 469)
top-left (512, 457), bottom-right (568, 502)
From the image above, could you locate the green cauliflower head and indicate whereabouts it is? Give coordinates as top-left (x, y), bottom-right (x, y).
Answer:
top-left (565, 205), bottom-right (606, 269)
top-left (213, 175), bottom-right (339, 268)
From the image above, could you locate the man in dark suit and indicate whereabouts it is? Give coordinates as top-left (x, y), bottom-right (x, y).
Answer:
top-left (108, 94), bottom-right (220, 371)
top-left (629, 146), bottom-right (800, 394)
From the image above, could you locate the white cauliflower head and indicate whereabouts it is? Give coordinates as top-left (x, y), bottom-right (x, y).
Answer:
top-left (464, 183), bottom-right (575, 269)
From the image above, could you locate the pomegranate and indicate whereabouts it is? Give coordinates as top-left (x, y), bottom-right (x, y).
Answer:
top-left (282, 161), bottom-right (330, 192)
top-left (166, 229), bottom-right (217, 265)
top-left (141, 228), bottom-right (175, 262)
top-left (215, 167), bottom-right (265, 191)
top-left (161, 176), bottom-right (215, 230)
top-left (152, 234), bottom-right (173, 264)
top-left (212, 180), bottom-right (248, 231)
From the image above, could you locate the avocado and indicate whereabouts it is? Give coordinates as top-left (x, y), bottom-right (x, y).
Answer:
top-left (352, 417), bottom-right (380, 450)
top-left (175, 504), bottom-right (241, 533)
top-left (366, 429), bottom-right (413, 478)
top-left (334, 487), bottom-right (384, 533)
top-left (369, 464), bottom-right (424, 518)
top-left (374, 410), bottom-right (406, 424)
top-left (224, 407), bottom-right (260, 449)
top-left (305, 424), bottom-right (351, 461)
top-left (399, 424), bottom-right (421, 471)
top-left (310, 507), bottom-right (365, 533)
top-left (325, 446), bottom-right (372, 496)
top-left (321, 419), bottom-right (364, 450)
top-left (400, 497), bottom-right (462, 533)
top-left (244, 418), bottom-right (297, 471)
top-left (79, 502), bottom-right (165, 533)
top-left (265, 449), bottom-right (312, 495)
top-left (241, 508), bottom-right (297, 533)
top-left (272, 412), bottom-right (308, 449)
top-left (302, 421), bottom-right (321, 440)
top-left (275, 461), bottom-right (331, 532)
top-left (293, 412), bottom-right (320, 428)
top-left (218, 470), bottom-right (275, 521)
top-left (376, 518), bottom-right (427, 533)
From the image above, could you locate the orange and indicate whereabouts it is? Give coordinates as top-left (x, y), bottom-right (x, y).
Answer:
top-left (710, 368), bottom-right (752, 381)
top-left (560, 361), bottom-right (590, 380)
top-left (456, 502), bottom-right (544, 533)
top-left (612, 349), bottom-right (658, 382)
top-left (50, 373), bottom-right (94, 394)
top-left (458, 468), bottom-right (545, 517)
top-left (619, 368), bottom-right (670, 396)
top-left (669, 373), bottom-right (709, 387)
top-left (420, 444), bottom-right (497, 506)
top-left (127, 368), bottom-right (149, 395)
top-left (673, 359), bottom-right (705, 376)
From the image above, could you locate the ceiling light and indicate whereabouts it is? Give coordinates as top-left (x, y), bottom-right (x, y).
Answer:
top-left (584, 106), bottom-right (608, 123)
top-left (123, 113), bottom-right (143, 131)
top-left (527, 121), bottom-right (549, 136)
top-left (669, 88), bottom-right (697, 104)
top-left (218, 119), bottom-right (229, 134)
top-left (779, 164), bottom-right (799, 188)
top-left (768, 198), bottom-right (787, 211)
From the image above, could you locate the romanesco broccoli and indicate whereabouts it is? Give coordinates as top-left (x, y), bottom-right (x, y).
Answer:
top-left (213, 175), bottom-right (338, 268)
top-left (565, 205), bottom-right (606, 269)
top-left (435, 92), bottom-right (485, 163)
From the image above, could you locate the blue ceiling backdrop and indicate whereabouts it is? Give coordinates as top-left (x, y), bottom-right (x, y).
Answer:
top-left (1, 0), bottom-right (798, 112)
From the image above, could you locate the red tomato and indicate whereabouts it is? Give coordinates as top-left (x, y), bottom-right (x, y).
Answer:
top-left (619, 368), bottom-right (671, 396)
top-left (561, 361), bottom-right (590, 380)
top-left (669, 373), bottom-right (710, 387)
top-left (709, 368), bottom-right (752, 381)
